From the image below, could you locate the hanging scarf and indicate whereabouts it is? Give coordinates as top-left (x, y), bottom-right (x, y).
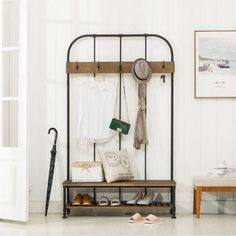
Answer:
top-left (131, 58), bottom-right (152, 150)
top-left (134, 84), bottom-right (148, 149)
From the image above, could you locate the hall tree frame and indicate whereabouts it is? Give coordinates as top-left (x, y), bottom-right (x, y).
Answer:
top-left (62, 33), bottom-right (176, 218)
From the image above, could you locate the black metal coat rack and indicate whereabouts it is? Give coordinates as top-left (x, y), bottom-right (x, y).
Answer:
top-left (63, 33), bottom-right (176, 219)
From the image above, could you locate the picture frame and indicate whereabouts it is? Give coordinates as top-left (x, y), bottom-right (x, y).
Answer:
top-left (194, 30), bottom-right (236, 98)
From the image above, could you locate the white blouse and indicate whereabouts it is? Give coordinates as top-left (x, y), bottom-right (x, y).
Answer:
top-left (77, 78), bottom-right (116, 143)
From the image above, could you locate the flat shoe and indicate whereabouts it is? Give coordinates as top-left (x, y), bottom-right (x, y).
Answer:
top-left (110, 197), bottom-right (121, 206)
top-left (72, 194), bottom-right (82, 206)
top-left (82, 194), bottom-right (92, 206)
top-left (98, 196), bottom-right (109, 206)
top-left (128, 213), bottom-right (144, 223)
top-left (144, 214), bottom-right (160, 224)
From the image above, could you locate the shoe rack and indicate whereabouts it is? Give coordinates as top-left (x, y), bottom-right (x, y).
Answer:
top-left (63, 34), bottom-right (176, 219)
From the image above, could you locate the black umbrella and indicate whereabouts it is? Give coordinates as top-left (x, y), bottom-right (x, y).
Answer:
top-left (45, 127), bottom-right (58, 216)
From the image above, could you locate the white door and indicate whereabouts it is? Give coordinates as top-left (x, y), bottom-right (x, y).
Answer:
top-left (0, 0), bottom-right (28, 221)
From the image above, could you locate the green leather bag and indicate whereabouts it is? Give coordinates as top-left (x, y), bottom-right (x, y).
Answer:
top-left (109, 118), bottom-right (130, 135)
top-left (110, 73), bottom-right (130, 135)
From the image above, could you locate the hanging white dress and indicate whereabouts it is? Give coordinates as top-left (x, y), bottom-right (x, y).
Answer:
top-left (77, 78), bottom-right (116, 143)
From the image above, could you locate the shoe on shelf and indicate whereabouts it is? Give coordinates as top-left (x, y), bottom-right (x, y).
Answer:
top-left (98, 196), bottom-right (109, 206)
top-left (126, 192), bottom-right (143, 205)
top-left (153, 193), bottom-right (163, 203)
top-left (110, 197), bottom-right (121, 206)
top-left (82, 193), bottom-right (92, 206)
top-left (137, 191), bottom-right (154, 205)
top-left (72, 193), bottom-right (82, 206)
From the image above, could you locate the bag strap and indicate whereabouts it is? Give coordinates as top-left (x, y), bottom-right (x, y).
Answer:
top-left (121, 74), bottom-right (130, 123)
top-left (113, 71), bottom-right (130, 123)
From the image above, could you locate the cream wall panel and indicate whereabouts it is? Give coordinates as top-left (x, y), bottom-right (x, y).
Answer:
top-left (215, 0), bottom-right (234, 201)
top-left (198, 0), bottom-right (218, 202)
top-left (178, 0), bottom-right (202, 202)
top-left (169, 0), bottom-right (187, 202)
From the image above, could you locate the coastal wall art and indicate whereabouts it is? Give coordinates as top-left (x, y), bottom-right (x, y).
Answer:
top-left (194, 30), bottom-right (236, 98)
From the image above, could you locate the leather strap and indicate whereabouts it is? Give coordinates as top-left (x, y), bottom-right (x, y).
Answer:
top-left (114, 74), bottom-right (130, 123)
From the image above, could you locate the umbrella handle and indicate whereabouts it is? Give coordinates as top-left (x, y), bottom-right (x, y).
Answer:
top-left (48, 127), bottom-right (58, 145)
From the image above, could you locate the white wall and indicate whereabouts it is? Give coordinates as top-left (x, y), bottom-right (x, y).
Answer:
top-left (28, 0), bottom-right (236, 214)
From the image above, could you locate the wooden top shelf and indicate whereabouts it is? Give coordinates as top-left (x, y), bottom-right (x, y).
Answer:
top-left (63, 180), bottom-right (176, 187)
top-left (66, 61), bottom-right (175, 74)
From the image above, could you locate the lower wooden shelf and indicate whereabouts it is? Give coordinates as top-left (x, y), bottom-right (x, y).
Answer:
top-left (62, 179), bottom-right (176, 218)
top-left (66, 202), bottom-right (172, 210)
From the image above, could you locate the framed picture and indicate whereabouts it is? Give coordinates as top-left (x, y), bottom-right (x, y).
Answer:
top-left (194, 30), bottom-right (236, 98)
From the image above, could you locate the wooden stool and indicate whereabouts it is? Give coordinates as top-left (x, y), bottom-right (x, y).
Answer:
top-left (193, 177), bottom-right (236, 218)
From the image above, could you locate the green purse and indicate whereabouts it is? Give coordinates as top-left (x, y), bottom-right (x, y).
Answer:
top-left (109, 73), bottom-right (130, 135)
top-left (109, 118), bottom-right (130, 135)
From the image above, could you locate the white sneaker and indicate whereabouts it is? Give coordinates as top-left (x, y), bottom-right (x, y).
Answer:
top-left (126, 192), bottom-right (143, 205)
top-left (137, 191), bottom-right (154, 205)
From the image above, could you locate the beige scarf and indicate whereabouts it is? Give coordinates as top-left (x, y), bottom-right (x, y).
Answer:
top-left (134, 84), bottom-right (147, 149)
top-left (131, 58), bottom-right (152, 149)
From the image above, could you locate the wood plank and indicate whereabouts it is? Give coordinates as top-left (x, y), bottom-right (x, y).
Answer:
top-left (66, 203), bottom-right (172, 209)
top-left (202, 186), bottom-right (236, 192)
top-left (63, 180), bottom-right (176, 187)
top-left (66, 61), bottom-right (175, 74)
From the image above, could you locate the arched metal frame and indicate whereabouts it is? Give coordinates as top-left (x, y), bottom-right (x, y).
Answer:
top-left (65, 33), bottom-right (175, 218)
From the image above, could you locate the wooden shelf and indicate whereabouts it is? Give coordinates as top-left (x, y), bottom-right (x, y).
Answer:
top-left (66, 61), bottom-right (175, 74)
top-left (63, 180), bottom-right (176, 188)
top-left (66, 203), bottom-right (172, 210)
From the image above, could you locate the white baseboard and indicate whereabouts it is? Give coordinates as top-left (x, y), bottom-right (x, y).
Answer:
top-left (30, 200), bottom-right (236, 214)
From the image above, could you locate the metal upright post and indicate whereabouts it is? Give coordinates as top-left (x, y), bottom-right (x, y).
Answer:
top-left (119, 35), bottom-right (122, 151)
top-left (144, 34), bottom-right (147, 195)
top-left (66, 66), bottom-right (70, 207)
top-left (93, 35), bottom-right (97, 162)
top-left (93, 35), bottom-right (97, 204)
top-left (119, 35), bottom-right (122, 201)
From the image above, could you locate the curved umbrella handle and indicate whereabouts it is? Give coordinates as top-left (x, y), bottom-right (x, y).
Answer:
top-left (48, 127), bottom-right (58, 145)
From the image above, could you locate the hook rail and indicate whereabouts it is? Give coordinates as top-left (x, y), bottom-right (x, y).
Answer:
top-left (66, 61), bottom-right (175, 74)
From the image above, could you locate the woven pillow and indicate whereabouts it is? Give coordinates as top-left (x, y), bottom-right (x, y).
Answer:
top-left (98, 149), bottom-right (134, 183)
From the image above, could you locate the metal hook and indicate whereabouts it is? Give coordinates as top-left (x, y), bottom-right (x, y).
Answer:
top-left (162, 60), bottom-right (165, 72)
top-left (76, 61), bottom-right (79, 70)
top-left (96, 61), bottom-right (101, 74)
top-left (48, 127), bottom-right (58, 146)
top-left (161, 61), bottom-right (166, 83)
top-left (119, 64), bottom-right (122, 74)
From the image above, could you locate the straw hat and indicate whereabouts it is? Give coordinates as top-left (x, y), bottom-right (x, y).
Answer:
top-left (131, 58), bottom-right (152, 84)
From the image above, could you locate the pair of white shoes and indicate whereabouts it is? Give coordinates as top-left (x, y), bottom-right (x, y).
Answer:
top-left (98, 196), bottom-right (121, 206)
top-left (126, 191), bottom-right (154, 205)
